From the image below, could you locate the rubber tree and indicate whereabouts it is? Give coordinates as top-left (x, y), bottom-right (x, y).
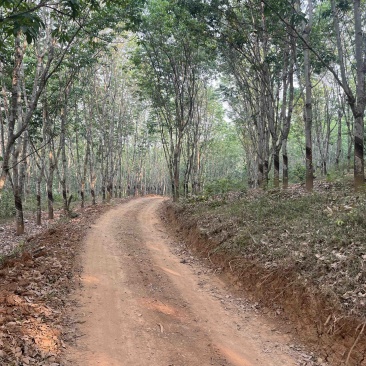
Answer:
top-left (303, 0), bottom-right (314, 191)
top-left (217, 0), bottom-right (296, 189)
top-left (132, 0), bottom-right (215, 201)
top-left (330, 0), bottom-right (366, 188)
top-left (0, 0), bottom-right (89, 195)
top-left (262, 0), bottom-right (366, 189)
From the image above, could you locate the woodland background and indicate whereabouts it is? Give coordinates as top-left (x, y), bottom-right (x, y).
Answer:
top-left (0, 0), bottom-right (365, 233)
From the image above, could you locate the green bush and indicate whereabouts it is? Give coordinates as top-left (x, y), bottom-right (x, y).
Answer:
top-left (0, 190), bottom-right (15, 219)
top-left (204, 178), bottom-right (245, 196)
top-left (291, 163), bottom-right (306, 183)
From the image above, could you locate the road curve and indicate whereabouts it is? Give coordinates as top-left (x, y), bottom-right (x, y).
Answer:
top-left (65, 196), bottom-right (299, 366)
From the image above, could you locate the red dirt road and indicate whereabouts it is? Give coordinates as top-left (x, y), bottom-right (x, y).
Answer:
top-left (65, 197), bottom-right (301, 366)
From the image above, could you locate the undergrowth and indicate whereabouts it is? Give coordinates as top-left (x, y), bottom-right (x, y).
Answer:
top-left (178, 181), bottom-right (366, 317)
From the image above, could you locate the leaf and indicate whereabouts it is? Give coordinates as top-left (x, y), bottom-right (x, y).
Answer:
top-left (26, 32), bottom-right (33, 45)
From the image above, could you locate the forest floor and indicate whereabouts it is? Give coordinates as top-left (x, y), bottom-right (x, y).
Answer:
top-left (0, 185), bottom-right (364, 366)
top-left (0, 200), bottom-right (115, 365)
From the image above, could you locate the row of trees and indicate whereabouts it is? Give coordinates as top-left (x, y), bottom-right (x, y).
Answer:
top-left (131, 0), bottom-right (221, 201)
top-left (234, 0), bottom-right (364, 190)
top-left (0, 0), bottom-right (164, 234)
top-left (169, 0), bottom-right (365, 191)
top-left (1, 0), bottom-right (366, 233)
top-left (0, 0), bottom-right (240, 234)
top-left (129, 0), bottom-right (366, 194)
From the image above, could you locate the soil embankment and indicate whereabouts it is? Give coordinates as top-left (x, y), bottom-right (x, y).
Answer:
top-left (164, 194), bottom-right (366, 366)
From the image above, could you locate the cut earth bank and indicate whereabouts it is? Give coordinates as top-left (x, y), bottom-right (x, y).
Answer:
top-left (165, 187), bottom-right (366, 366)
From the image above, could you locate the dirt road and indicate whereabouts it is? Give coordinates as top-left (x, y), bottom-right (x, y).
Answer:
top-left (66, 196), bottom-right (301, 366)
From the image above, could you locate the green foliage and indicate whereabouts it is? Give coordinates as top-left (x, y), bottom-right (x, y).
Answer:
top-left (0, 190), bottom-right (15, 219)
top-left (0, 2), bottom-right (45, 44)
top-left (336, 0), bottom-right (352, 12)
top-left (204, 178), bottom-right (245, 196)
top-left (0, 1), bottom-right (93, 46)
top-left (323, 167), bottom-right (348, 183)
top-left (291, 163), bottom-right (306, 183)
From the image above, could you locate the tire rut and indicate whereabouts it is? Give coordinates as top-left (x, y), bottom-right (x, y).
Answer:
top-left (65, 197), bottom-right (300, 366)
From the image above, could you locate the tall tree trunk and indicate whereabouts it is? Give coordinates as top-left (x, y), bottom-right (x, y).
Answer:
top-left (12, 131), bottom-right (28, 235)
top-left (36, 103), bottom-right (47, 225)
top-left (13, 141), bottom-right (24, 235)
top-left (331, 0), bottom-right (365, 188)
top-left (173, 148), bottom-right (180, 202)
top-left (36, 179), bottom-right (42, 226)
top-left (281, 33), bottom-right (294, 190)
top-left (282, 139), bottom-right (289, 189)
top-left (304, 0), bottom-right (313, 191)
top-left (1, 34), bottom-right (22, 194)
top-left (81, 138), bottom-right (89, 209)
top-left (17, 132), bottom-right (28, 232)
top-left (60, 104), bottom-right (69, 213)
top-left (335, 108), bottom-right (343, 170)
top-left (352, 0), bottom-right (365, 188)
top-left (88, 109), bottom-right (96, 205)
top-left (47, 149), bottom-right (56, 219)
top-left (273, 148), bottom-right (280, 188)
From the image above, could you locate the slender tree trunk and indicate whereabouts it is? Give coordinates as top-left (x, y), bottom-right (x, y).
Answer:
top-left (57, 79), bottom-right (73, 215)
top-left (89, 146), bottom-right (96, 205)
top-left (344, 107), bottom-right (353, 173)
top-left (352, 0), bottom-right (365, 188)
top-left (281, 35), bottom-right (294, 190)
top-left (9, 35), bottom-right (25, 235)
top-left (13, 144), bottom-right (24, 235)
top-left (47, 167), bottom-right (55, 219)
top-left (273, 148), bottom-right (280, 188)
top-left (36, 179), bottom-right (42, 225)
top-left (47, 148), bottom-right (57, 220)
top-left (172, 141), bottom-right (181, 201)
top-left (331, 0), bottom-right (365, 188)
top-left (1, 35), bottom-right (22, 194)
top-left (282, 139), bottom-right (289, 189)
top-left (81, 136), bottom-right (89, 209)
top-left (335, 109), bottom-right (343, 169)
top-left (60, 104), bottom-right (69, 213)
top-left (14, 185), bottom-right (24, 235)
top-left (16, 132), bottom-right (28, 233)
top-left (303, 0), bottom-right (313, 191)
top-left (36, 103), bottom-right (47, 225)
top-left (88, 112), bottom-right (96, 205)
top-left (12, 132), bottom-right (28, 235)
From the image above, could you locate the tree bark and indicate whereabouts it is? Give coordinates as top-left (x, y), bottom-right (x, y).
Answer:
top-left (303, 0), bottom-right (313, 191)
top-left (331, 0), bottom-right (365, 188)
top-left (335, 109), bottom-right (343, 169)
top-left (352, 0), bottom-right (365, 188)
top-left (13, 141), bottom-right (24, 235)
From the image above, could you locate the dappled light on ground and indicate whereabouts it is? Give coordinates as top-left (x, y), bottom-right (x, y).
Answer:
top-left (139, 297), bottom-right (185, 319)
top-left (157, 265), bottom-right (182, 277)
top-left (81, 275), bottom-right (100, 285)
top-left (216, 344), bottom-right (253, 366)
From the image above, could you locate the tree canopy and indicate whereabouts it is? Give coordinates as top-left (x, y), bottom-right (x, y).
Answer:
top-left (1, 0), bottom-right (366, 231)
